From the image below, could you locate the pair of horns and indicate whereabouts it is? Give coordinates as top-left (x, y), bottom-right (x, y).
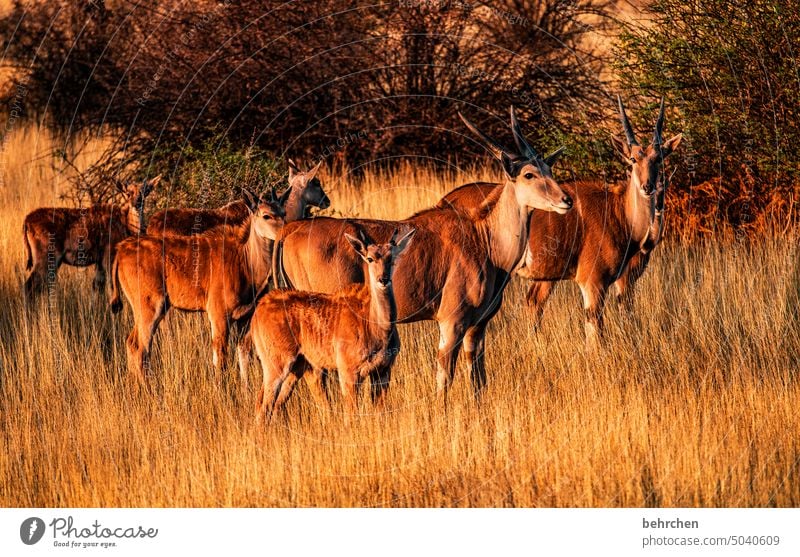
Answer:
top-left (618, 96), bottom-right (666, 148)
top-left (459, 107), bottom-right (552, 163)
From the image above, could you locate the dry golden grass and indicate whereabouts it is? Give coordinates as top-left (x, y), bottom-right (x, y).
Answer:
top-left (1, 126), bottom-right (799, 507)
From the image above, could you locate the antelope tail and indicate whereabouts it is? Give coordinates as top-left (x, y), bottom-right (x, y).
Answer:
top-left (271, 235), bottom-right (294, 290)
top-left (109, 253), bottom-right (123, 314)
top-left (23, 221), bottom-right (32, 271)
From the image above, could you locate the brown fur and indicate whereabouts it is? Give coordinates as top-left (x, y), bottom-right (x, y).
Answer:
top-left (610, 174), bottom-right (668, 310)
top-left (271, 111), bottom-right (575, 399)
top-left (273, 173), bottom-right (571, 398)
top-left (110, 191), bottom-right (286, 384)
top-left (251, 230), bottom-right (413, 421)
top-left (22, 177), bottom-right (159, 299)
top-left (443, 178), bottom-right (670, 345)
top-left (442, 102), bottom-right (681, 347)
top-left (445, 180), bottom-right (639, 281)
top-left (441, 182), bottom-right (665, 310)
top-left (147, 200), bottom-right (250, 237)
top-left (524, 164), bottom-right (679, 345)
top-left (230, 163), bottom-right (330, 387)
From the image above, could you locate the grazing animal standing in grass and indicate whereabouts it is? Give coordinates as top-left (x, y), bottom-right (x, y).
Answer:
top-left (440, 177), bottom-right (668, 312)
top-left (272, 108), bottom-right (573, 400)
top-left (109, 189), bottom-right (286, 385)
top-left (147, 159), bottom-right (330, 389)
top-left (222, 160), bottom-right (330, 388)
top-left (608, 167), bottom-right (671, 311)
top-left (22, 176), bottom-right (160, 299)
top-left (252, 227), bottom-right (415, 421)
top-left (441, 98), bottom-right (682, 348)
top-left (147, 159), bottom-right (326, 236)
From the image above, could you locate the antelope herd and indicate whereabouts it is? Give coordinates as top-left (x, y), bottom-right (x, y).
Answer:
top-left (22, 98), bottom-right (681, 422)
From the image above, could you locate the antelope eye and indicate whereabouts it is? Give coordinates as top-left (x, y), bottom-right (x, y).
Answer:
top-left (262, 214), bottom-right (271, 220)
top-left (524, 172), bottom-right (534, 180)
top-left (367, 257), bottom-right (374, 263)
top-left (630, 157), bottom-right (637, 163)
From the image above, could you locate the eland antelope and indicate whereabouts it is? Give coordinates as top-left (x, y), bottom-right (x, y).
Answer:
top-left (147, 160), bottom-right (327, 236)
top-left (607, 165), bottom-right (672, 310)
top-left (442, 97), bottom-right (682, 347)
top-left (22, 176), bottom-right (160, 299)
top-left (271, 108), bottom-right (572, 400)
top-left (109, 188), bottom-right (286, 384)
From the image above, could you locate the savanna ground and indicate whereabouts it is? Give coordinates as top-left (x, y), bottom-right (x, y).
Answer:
top-left (0, 126), bottom-right (799, 507)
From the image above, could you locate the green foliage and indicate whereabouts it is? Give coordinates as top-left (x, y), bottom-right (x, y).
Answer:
top-left (554, 135), bottom-right (622, 183)
top-left (616, 0), bottom-right (800, 191)
top-left (149, 134), bottom-right (284, 210)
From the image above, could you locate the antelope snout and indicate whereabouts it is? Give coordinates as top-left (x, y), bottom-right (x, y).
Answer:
top-left (551, 194), bottom-right (573, 214)
top-left (319, 195), bottom-right (332, 209)
top-left (378, 277), bottom-right (392, 288)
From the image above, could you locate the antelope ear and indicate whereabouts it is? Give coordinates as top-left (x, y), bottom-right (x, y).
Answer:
top-left (306, 160), bottom-right (323, 181)
top-left (660, 133), bottom-right (683, 158)
top-left (141, 175), bottom-right (160, 198)
top-left (344, 233), bottom-right (367, 260)
top-left (393, 228), bottom-right (416, 254)
top-left (543, 146), bottom-right (566, 168)
top-left (242, 188), bottom-right (259, 213)
top-left (610, 135), bottom-right (631, 160)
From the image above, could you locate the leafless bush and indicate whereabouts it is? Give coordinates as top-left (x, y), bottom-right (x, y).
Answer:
top-left (0, 0), bottom-right (611, 201)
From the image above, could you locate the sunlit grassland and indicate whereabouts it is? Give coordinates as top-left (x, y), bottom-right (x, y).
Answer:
top-left (1, 127), bottom-right (798, 507)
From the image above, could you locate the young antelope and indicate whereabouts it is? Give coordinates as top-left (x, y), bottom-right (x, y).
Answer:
top-left (251, 227), bottom-right (415, 422)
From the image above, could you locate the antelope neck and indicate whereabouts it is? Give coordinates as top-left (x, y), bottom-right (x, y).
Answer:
top-left (243, 220), bottom-right (273, 288)
top-left (624, 174), bottom-right (657, 246)
top-left (126, 201), bottom-right (146, 235)
top-left (285, 184), bottom-right (307, 221)
top-left (483, 180), bottom-right (530, 273)
top-left (367, 278), bottom-right (397, 335)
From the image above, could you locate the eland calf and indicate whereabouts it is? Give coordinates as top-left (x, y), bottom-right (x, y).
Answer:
top-left (251, 227), bottom-right (415, 421)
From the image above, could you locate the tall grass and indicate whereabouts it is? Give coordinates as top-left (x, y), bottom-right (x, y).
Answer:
top-left (1, 126), bottom-right (798, 507)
